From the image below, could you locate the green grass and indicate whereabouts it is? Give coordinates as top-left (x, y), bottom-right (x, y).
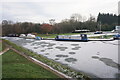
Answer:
top-left (2, 50), bottom-right (59, 78)
top-left (0, 41), bottom-right (2, 52)
top-left (89, 35), bottom-right (113, 39)
top-left (0, 40), bottom-right (7, 52)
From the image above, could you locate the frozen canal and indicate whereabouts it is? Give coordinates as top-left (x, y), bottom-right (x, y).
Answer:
top-left (3, 37), bottom-right (119, 78)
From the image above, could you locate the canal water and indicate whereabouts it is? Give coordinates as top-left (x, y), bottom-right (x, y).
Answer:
top-left (3, 37), bottom-right (119, 78)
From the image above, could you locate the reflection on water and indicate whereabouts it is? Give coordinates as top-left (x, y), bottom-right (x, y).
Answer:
top-left (99, 58), bottom-right (120, 70)
top-left (45, 53), bottom-right (49, 55)
top-left (47, 43), bottom-right (56, 47)
top-left (47, 47), bottom-right (53, 49)
top-left (55, 58), bottom-right (60, 60)
top-left (55, 46), bottom-right (68, 51)
top-left (34, 47), bottom-right (39, 49)
top-left (115, 73), bottom-right (120, 78)
top-left (92, 56), bottom-right (120, 70)
top-left (56, 54), bottom-right (68, 58)
top-left (72, 46), bottom-right (81, 50)
top-left (65, 58), bottom-right (77, 63)
top-left (41, 50), bottom-right (45, 52)
top-left (92, 56), bottom-right (99, 59)
top-left (69, 52), bottom-right (76, 55)
top-left (71, 44), bottom-right (79, 46)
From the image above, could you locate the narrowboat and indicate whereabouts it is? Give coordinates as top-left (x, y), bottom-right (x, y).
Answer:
top-left (7, 34), bottom-right (19, 37)
top-left (19, 34), bottom-right (26, 38)
top-left (35, 36), bottom-right (42, 40)
top-left (55, 34), bottom-right (88, 42)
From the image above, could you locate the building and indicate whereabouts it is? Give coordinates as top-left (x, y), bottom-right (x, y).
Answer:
top-left (115, 26), bottom-right (120, 31)
top-left (115, 26), bottom-right (120, 33)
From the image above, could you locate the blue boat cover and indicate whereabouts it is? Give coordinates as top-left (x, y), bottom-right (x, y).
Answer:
top-left (36, 36), bottom-right (41, 40)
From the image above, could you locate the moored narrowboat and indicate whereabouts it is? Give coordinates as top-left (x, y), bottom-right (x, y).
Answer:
top-left (55, 34), bottom-right (88, 42)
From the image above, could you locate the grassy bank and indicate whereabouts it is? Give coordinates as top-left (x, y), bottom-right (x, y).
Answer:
top-left (2, 49), bottom-right (59, 78)
top-left (0, 40), bottom-right (6, 52)
top-left (89, 35), bottom-right (113, 39)
top-left (0, 41), bottom-right (2, 52)
top-left (3, 39), bottom-right (91, 80)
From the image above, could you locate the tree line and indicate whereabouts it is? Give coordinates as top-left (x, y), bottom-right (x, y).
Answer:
top-left (1, 13), bottom-right (119, 36)
top-left (97, 13), bottom-right (118, 25)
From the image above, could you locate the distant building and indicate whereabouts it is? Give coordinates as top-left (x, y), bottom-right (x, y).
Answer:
top-left (115, 26), bottom-right (120, 33)
top-left (115, 26), bottom-right (120, 31)
top-left (112, 26), bottom-right (120, 33)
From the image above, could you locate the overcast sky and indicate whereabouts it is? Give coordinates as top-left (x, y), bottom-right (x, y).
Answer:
top-left (1, 0), bottom-right (119, 23)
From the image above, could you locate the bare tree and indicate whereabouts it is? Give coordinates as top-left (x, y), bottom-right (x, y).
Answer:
top-left (82, 16), bottom-right (87, 22)
top-left (70, 13), bottom-right (82, 22)
top-left (49, 19), bottom-right (55, 25)
top-left (88, 14), bottom-right (96, 22)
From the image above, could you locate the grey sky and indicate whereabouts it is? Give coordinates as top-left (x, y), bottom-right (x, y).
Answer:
top-left (1, 0), bottom-right (119, 23)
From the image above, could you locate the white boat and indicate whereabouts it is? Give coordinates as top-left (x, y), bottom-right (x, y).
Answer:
top-left (26, 34), bottom-right (36, 39)
top-left (19, 34), bottom-right (26, 38)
